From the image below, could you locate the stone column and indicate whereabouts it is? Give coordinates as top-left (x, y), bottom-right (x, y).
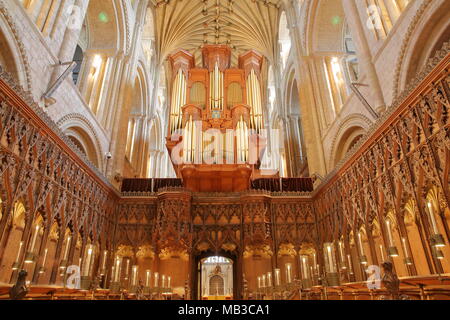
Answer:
top-left (103, 53), bottom-right (126, 130)
top-left (106, 55), bottom-right (133, 183)
top-left (342, 0), bottom-right (386, 113)
top-left (289, 115), bottom-right (303, 175)
top-left (47, 0), bottom-right (90, 91)
top-left (148, 150), bottom-right (156, 179)
top-left (77, 52), bottom-right (96, 98)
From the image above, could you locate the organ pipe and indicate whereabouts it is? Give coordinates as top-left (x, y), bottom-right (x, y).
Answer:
top-left (236, 120), bottom-right (240, 162)
top-left (169, 47), bottom-right (265, 169)
top-left (170, 69), bottom-right (187, 134)
top-left (184, 115), bottom-right (201, 163)
top-left (243, 119), bottom-right (248, 161)
top-left (246, 69), bottom-right (263, 132)
top-left (236, 116), bottom-right (249, 163)
top-left (210, 62), bottom-right (224, 110)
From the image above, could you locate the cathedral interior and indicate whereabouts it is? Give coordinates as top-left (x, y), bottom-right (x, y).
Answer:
top-left (0, 0), bottom-right (449, 301)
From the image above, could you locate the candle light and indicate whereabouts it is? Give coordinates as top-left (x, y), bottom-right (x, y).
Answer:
top-left (63, 236), bottom-right (71, 261)
top-left (358, 232), bottom-right (365, 255)
top-left (168, 276), bottom-right (171, 288)
top-left (114, 257), bottom-right (121, 282)
top-left (347, 254), bottom-right (353, 273)
top-left (257, 276), bottom-right (261, 289)
top-left (402, 237), bottom-right (410, 258)
top-left (83, 246), bottom-right (93, 277)
top-left (261, 274), bottom-right (266, 288)
top-left (285, 263), bottom-right (292, 283)
top-left (274, 269), bottom-right (281, 286)
top-left (145, 270), bottom-right (151, 287)
top-left (111, 266), bottom-right (115, 282)
top-left (326, 244), bottom-right (336, 273)
top-left (15, 241), bottom-right (23, 262)
top-left (29, 225), bottom-right (39, 252)
top-left (162, 274), bottom-right (166, 288)
top-left (131, 265), bottom-right (138, 286)
top-left (267, 272), bottom-right (272, 287)
top-left (125, 259), bottom-right (130, 280)
top-left (42, 248), bottom-right (48, 267)
top-left (301, 255), bottom-right (310, 279)
top-left (313, 252), bottom-right (318, 273)
top-left (115, 258), bottom-right (120, 282)
top-left (380, 244), bottom-right (385, 261)
top-left (101, 250), bottom-right (107, 271)
top-left (338, 241), bottom-right (345, 263)
top-left (427, 202), bottom-right (440, 235)
top-left (386, 220), bottom-right (395, 247)
top-left (154, 272), bottom-right (159, 287)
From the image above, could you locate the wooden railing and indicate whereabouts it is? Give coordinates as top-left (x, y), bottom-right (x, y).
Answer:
top-left (0, 284), bottom-right (177, 300)
top-left (252, 275), bottom-right (450, 300)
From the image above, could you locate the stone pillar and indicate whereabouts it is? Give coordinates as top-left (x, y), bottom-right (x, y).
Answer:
top-left (47, 0), bottom-right (90, 91)
top-left (103, 53), bottom-right (126, 130)
top-left (342, 0), bottom-right (386, 113)
top-left (77, 52), bottom-right (96, 98)
top-left (296, 57), bottom-right (328, 177)
top-left (148, 150), bottom-right (156, 179)
top-left (107, 55), bottom-right (133, 183)
top-left (289, 115), bottom-right (303, 175)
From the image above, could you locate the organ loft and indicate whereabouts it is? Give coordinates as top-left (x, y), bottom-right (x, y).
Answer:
top-left (166, 45), bottom-right (269, 192)
top-left (0, 0), bottom-right (450, 302)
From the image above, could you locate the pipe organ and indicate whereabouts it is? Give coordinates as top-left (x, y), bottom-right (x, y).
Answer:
top-left (166, 45), bottom-right (270, 192)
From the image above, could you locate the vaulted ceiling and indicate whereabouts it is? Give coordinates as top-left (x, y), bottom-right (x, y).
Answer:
top-left (151, 0), bottom-right (282, 65)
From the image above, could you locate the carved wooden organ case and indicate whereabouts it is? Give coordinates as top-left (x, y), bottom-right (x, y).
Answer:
top-left (166, 45), bottom-right (268, 192)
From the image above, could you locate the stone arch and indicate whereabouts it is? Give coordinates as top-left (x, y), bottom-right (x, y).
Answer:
top-left (0, 2), bottom-right (32, 89)
top-left (65, 127), bottom-right (100, 168)
top-left (309, 0), bottom-right (345, 54)
top-left (123, 65), bottom-right (148, 175)
top-left (58, 114), bottom-right (103, 168)
top-left (393, 0), bottom-right (449, 98)
top-left (330, 114), bottom-right (372, 168)
top-left (84, 0), bottom-right (123, 52)
top-left (332, 127), bottom-right (365, 168)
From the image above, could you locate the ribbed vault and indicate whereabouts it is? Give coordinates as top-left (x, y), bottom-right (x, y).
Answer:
top-left (151, 0), bottom-right (281, 65)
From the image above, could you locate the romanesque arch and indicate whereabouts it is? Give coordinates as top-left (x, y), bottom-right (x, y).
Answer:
top-left (330, 114), bottom-right (371, 168)
top-left (0, 2), bottom-right (31, 89)
top-left (58, 114), bottom-right (103, 168)
top-left (394, 0), bottom-right (450, 98)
